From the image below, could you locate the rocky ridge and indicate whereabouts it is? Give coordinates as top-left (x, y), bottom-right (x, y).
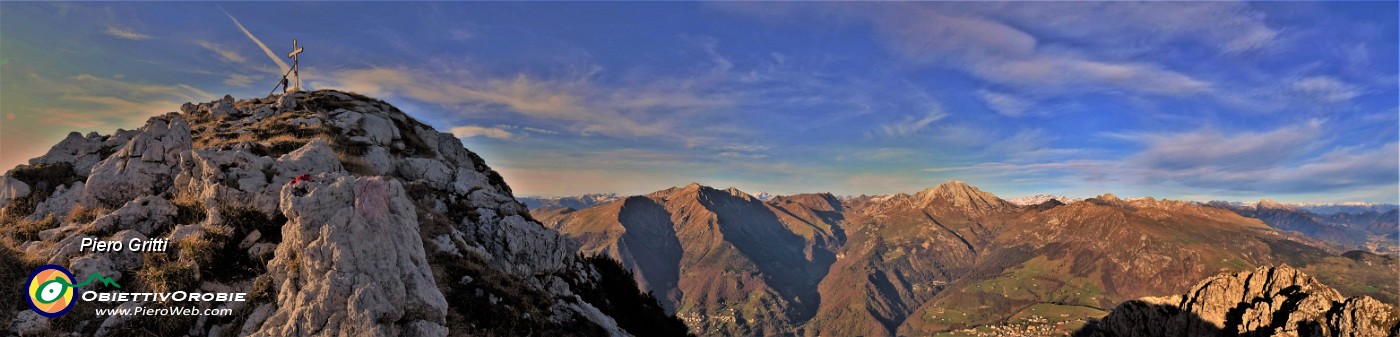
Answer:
top-left (1, 90), bottom-right (687, 336)
top-left (1008, 194), bottom-right (1082, 207)
top-left (1076, 265), bottom-right (1399, 337)
top-left (519, 193), bottom-right (625, 210)
top-left (1208, 199), bottom-right (1398, 254)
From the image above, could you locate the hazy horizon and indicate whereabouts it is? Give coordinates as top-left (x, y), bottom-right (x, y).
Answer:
top-left (513, 180), bottom-right (1400, 207)
top-left (2, 2), bottom-right (1396, 203)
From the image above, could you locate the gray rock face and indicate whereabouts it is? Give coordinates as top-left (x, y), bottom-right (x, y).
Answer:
top-left (1077, 265), bottom-right (1400, 337)
top-left (29, 132), bottom-right (109, 174)
top-left (253, 174), bottom-right (448, 337)
top-left (85, 116), bottom-right (191, 207)
top-left (90, 195), bottom-right (177, 236)
top-left (0, 175), bottom-right (29, 210)
top-left (0, 90), bottom-right (668, 337)
top-left (182, 148), bottom-right (276, 216)
top-left (26, 181), bottom-right (83, 221)
top-left (11, 310), bottom-right (49, 335)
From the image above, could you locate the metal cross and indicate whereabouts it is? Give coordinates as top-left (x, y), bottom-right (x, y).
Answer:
top-left (287, 39), bottom-right (304, 91)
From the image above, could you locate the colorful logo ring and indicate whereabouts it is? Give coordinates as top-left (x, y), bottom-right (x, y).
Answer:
top-left (25, 264), bottom-right (76, 318)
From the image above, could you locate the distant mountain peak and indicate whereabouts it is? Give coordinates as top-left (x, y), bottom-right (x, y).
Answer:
top-left (915, 180), bottom-right (1010, 211)
top-left (923, 180), bottom-right (976, 194)
top-left (652, 182), bottom-right (705, 195)
top-left (1257, 198), bottom-right (1294, 210)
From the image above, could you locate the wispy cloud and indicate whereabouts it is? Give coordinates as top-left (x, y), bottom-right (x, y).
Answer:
top-left (1290, 76), bottom-right (1361, 103)
top-left (104, 26), bottom-right (151, 40)
top-left (522, 126), bottom-right (559, 135)
top-left (719, 152), bottom-right (769, 159)
top-left (195, 40), bottom-right (247, 64)
top-left (716, 144), bottom-right (770, 159)
top-left (878, 110), bottom-right (946, 138)
top-left (926, 121), bottom-right (1393, 199)
top-left (1123, 119), bottom-right (1325, 171)
top-left (989, 128), bottom-right (1082, 163)
top-left (223, 73), bottom-right (257, 87)
top-left (958, 2), bottom-right (1278, 54)
top-left (719, 3), bottom-right (1219, 102)
top-left (451, 125), bottom-right (514, 140)
top-left (971, 56), bottom-right (1211, 96)
top-left (328, 66), bottom-right (731, 139)
top-left (976, 89), bottom-right (1033, 117)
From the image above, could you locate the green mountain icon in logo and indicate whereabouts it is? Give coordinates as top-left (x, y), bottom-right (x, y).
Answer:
top-left (60, 272), bottom-right (121, 289)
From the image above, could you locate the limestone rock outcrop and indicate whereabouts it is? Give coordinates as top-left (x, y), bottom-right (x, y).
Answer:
top-left (1076, 265), bottom-right (1400, 337)
top-left (84, 116), bottom-right (191, 207)
top-left (0, 90), bottom-right (685, 337)
top-left (252, 174), bottom-right (447, 337)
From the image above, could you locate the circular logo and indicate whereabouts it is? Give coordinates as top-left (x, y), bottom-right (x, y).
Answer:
top-left (26, 264), bottom-right (76, 318)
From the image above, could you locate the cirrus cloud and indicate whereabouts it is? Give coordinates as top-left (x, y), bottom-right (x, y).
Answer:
top-left (104, 26), bottom-right (151, 40)
top-left (451, 125), bottom-right (514, 140)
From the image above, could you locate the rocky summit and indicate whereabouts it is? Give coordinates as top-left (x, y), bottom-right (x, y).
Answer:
top-left (1076, 265), bottom-right (1399, 337)
top-left (0, 90), bottom-right (688, 337)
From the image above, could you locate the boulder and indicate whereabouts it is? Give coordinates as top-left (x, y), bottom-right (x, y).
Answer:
top-left (27, 181), bottom-right (84, 221)
top-left (89, 195), bottom-right (176, 236)
top-left (271, 139), bottom-right (343, 185)
top-left (360, 114), bottom-right (398, 145)
top-left (397, 158), bottom-right (454, 189)
top-left (11, 310), bottom-right (50, 335)
top-left (0, 175), bottom-right (29, 211)
top-left (28, 131), bottom-right (109, 174)
top-left (210, 95), bottom-right (237, 117)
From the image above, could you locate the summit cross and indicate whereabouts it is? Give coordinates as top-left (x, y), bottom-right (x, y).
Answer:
top-left (286, 39), bottom-right (304, 92)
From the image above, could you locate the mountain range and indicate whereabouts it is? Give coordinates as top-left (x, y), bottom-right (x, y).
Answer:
top-left (534, 182), bottom-right (1399, 336)
top-left (1208, 200), bottom-right (1399, 255)
top-left (520, 193), bottom-right (626, 210)
top-left (1006, 194), bottom-right (1082, 206)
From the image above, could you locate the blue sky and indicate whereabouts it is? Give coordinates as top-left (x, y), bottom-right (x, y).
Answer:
top-left (1, 2), bottom-right (1396, 203)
